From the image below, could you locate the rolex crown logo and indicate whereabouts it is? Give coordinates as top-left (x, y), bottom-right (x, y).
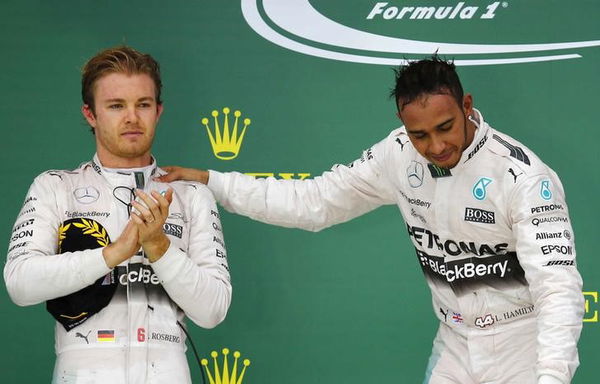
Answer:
top-left (201, 348), bottom-right (251, 384)
top-left (202, 107), bottom-right (251, 160)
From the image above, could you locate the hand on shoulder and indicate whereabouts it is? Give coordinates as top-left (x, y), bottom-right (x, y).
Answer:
top-left (155, 166), bottom-right (209, 184)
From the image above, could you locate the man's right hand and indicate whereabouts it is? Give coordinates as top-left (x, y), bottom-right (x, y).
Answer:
top-left (154, 166), bottom-right (209, 184)
top-left (102, 220), bottom-right (140, 268)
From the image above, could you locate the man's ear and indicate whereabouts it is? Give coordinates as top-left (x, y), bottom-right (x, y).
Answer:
top-left (463, 94), bottom-right (474, 117)
top-left (82, 104), bottom-right (97, 128)
top-left (156, 103), bottom-right (164, 122)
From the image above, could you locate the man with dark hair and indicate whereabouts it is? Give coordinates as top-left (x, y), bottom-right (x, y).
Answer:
top-left (4, 46), bottom-right (232, 383)
top-left (158, 57), bottom-right (583, 384)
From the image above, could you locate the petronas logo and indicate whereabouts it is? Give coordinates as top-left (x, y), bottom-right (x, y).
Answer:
top-left (540, 180), bottom-right (552, 201)
top-left (473, 177), bottom-right (493, 200)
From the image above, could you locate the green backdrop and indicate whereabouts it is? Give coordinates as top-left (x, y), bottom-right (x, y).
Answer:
top-left (1, 0), bottom-right (598, 382)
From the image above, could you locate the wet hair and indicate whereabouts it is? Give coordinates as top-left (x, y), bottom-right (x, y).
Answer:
top-left (391, 55), bottom-right (463, 113)
top-left (81, 45), bottom-right (162, 114)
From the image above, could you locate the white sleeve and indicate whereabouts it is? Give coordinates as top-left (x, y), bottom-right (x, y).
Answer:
top-left (510, 172), bottom-right (583, 383)
top-left (207, 136), bottom-right (397, 232)
top-left (151, 186), bottom-right (232, 329)
top-left (538, 374), bottom-right (564, 384)
top-left (4, 174), bottom-right (111, 306)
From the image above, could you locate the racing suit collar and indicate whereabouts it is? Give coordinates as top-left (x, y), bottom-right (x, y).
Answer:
top-left (91, 153), bottom-right (158, 189)
top-left (452, 109), bottom-right (490, 170)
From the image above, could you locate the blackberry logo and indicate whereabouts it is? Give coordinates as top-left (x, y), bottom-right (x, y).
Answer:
top-left (464, 207), bottom-right (495, 224)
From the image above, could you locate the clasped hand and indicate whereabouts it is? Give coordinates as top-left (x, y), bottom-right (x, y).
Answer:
top-left (103, 188), bottom-right (174, 268)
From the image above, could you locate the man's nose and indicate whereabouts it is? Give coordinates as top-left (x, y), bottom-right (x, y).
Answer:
top-left (125, 106), bottom-right (139, 124)
top-left (429, 135), bottom-right (445, 154)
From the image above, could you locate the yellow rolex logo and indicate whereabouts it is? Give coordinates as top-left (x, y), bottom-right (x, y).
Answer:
top-left (584, 291), bottom-right (598, 322)
top-left (201, 348), bottom-right (250, 384)
top-left (203, 108), bottom-right (251, 160)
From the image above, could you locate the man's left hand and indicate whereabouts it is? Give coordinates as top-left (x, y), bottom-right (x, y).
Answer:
top-left (131, 188), bottom-right (174, 262)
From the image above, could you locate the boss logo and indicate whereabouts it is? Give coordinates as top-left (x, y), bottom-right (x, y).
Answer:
top-left (464, 207), bottom-right (495, 224)
top-left (163, 223), bottom-right (183, 238)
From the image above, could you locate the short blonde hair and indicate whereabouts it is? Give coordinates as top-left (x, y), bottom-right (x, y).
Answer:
top-left (81, 45), bottom-right (162, 113)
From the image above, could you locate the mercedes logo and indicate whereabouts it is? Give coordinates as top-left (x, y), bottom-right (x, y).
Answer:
top-left (407, 161), bottom-right (424, 188)
top-left (73, 186), bottom-right (100, 204)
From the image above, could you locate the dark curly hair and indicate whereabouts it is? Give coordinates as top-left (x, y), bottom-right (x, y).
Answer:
top-left (391, 55), bottom-right (463, 113)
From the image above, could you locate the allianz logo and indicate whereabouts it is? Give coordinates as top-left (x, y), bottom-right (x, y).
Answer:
top-left (242, 0), bottom-right (600, 66)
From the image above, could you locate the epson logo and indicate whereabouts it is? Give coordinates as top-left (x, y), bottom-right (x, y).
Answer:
top-left (464, 207), bottom-right (495, 224)
top-left (11, 230), bottom-right (33, 242)
top-left (541, 245), bottom-right (573, 256)
top-left (163, 223), bottom-right (183, 239)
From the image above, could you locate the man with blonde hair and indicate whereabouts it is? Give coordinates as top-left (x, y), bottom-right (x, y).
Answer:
top-left (5, 46), bottom-right (232, 383)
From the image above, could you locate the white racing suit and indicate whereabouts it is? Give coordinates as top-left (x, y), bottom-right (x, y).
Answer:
top-left (205, 110), bottom-right (583, 384)
top-left (5, 154), bottom-right (232, 384)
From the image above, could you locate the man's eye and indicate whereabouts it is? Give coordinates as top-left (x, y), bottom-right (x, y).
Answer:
top-left (138, 103), bottom-right (151, 108)
top-left (109, 104), bottom-right (123, 110)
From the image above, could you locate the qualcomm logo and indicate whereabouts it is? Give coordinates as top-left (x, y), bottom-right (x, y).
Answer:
top-left (472, 177), bottom-right (492, 200)
top-left (241, 0), bottom-right (600, 66)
